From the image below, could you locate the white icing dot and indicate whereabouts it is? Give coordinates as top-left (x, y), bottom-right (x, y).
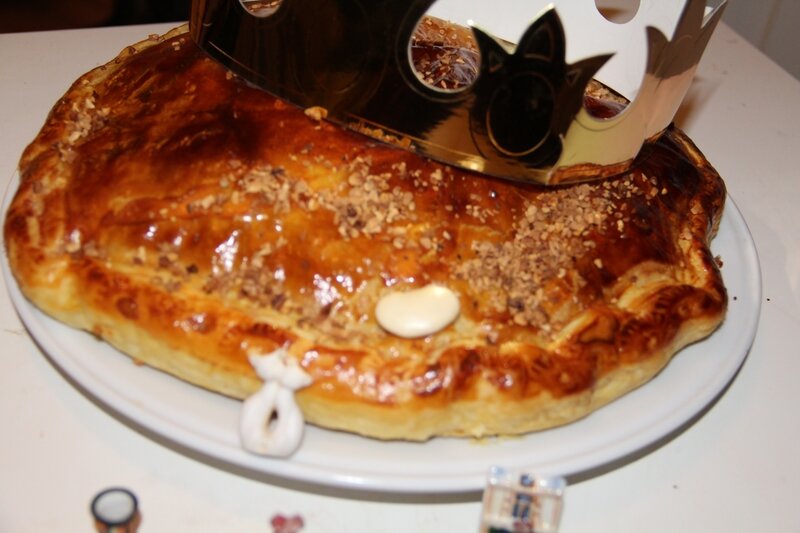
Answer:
top-left (375, 284), bottom-right (460, 338)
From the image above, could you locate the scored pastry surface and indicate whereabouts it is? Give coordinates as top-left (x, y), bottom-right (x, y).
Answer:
top-left (4, 22), bottom-right (727, 441)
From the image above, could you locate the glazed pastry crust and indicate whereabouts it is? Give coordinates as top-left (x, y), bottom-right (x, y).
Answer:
top-left (4, 24), bottom-right (727, 440)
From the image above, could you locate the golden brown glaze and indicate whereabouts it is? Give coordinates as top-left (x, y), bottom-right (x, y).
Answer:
top-left (4, 23), bottom-right (726, 440)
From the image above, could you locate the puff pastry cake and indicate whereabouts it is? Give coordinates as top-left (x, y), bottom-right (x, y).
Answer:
top-left (4, 22), bottom-right (727, 442)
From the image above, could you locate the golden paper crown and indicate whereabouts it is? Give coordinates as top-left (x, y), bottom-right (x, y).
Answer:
top-left (190, 0), bottom-right (726, 185)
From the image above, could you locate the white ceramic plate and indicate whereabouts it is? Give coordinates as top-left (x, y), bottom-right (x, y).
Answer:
top-left (2, 176), bottom-right (761, 493)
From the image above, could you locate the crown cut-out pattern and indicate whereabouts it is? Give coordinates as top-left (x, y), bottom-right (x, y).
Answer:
top-left (191, 0), bottom-right (726, 185)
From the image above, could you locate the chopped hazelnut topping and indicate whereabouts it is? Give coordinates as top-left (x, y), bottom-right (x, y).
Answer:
top-left (304, 106), bottom-right (328, 122)
top-left (455, 176), bottom-right (649, 329)
top-left (325, 157), bottom-right (417, 239)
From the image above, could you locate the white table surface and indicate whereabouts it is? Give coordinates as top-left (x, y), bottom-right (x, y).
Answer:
top-left (1, 10), bottom-right (799, 533)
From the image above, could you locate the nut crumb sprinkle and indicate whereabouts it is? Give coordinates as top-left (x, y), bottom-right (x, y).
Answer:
top-left (304, 106), bottom-right (328, 122)
top-left (455, 175), bottom-right (651, 330)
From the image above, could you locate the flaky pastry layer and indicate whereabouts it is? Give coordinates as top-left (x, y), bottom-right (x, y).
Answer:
top-left (4, 23), bottom-right (726, 441)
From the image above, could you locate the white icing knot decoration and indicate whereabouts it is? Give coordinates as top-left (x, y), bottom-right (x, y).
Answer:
top-left (375, 284), bottom-right (461, 338)
top-left (240, 347), bottom-right (312, 457)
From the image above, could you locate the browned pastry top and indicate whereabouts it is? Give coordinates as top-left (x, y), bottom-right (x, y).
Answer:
top-left (4, 22), bottom-right (727, 440)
